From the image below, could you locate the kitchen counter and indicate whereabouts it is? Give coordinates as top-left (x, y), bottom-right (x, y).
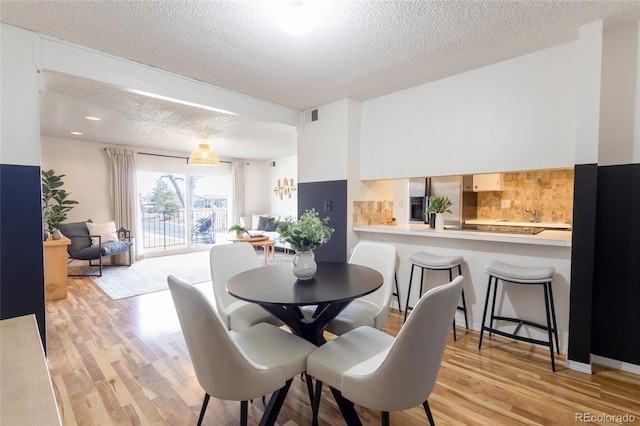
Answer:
top-left (353, 223), bottom-right (572, 359)
top-left (353, 223), bottom-right (572, 247)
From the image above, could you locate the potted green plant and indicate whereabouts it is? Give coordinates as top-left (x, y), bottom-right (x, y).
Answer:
top-left (276, 209), bottom-right (334, 280)
top-left (228, 224), bottom-right (249, 238)
top-left (426, 196), bottom-right (453, 231)
top-left (42, 169), bottom-right (78, 238)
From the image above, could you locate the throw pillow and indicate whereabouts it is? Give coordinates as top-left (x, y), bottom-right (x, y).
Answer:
top-left (86, 221), bottom-right (119, 246)
top-left (264, 219), bottom-right (277, 232)
top-left (239, 216), bottom-right (252, 229)
top-left (257, 216), bottom-right (272, 230)
top-left (251, 214), bottom-right (261, 229)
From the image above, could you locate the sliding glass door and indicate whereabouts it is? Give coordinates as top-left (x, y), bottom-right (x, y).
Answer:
top-left (189, 174), bottom-right (229, 246)
top-left (136, 154), bottom-right (230, 257)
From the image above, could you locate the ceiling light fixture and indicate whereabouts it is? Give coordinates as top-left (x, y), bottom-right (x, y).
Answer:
top-left (279, 0), bottom-right (317, 35)
top-left (188, 143), bottom-right (220, 166)
top-left (69, 131), bottom-right (83, 135)
top-left (85, 116), bottom-right (101, 121)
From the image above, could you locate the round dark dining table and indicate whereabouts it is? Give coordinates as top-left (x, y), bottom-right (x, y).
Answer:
top-left (227, 261), bottom-right (383, 345)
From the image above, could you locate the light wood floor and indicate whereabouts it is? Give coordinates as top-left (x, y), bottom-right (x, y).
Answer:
top-left (46, 276), bottom-right (640, 425)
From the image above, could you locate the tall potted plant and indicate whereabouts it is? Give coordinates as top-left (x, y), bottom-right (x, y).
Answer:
top-left (42, 169), bottom-right (78, 239)
top-left (277, 209), bottom-right (334, 280)
top-left (426, 196), bottom-right (453, 231)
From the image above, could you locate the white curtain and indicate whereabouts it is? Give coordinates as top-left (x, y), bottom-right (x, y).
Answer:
top-left (230, 160), bottom-right (245, 225)
top-left (105, 148), bottom-right (137, 233)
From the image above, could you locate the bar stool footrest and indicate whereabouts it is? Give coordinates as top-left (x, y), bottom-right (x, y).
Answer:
top-left (483, 315), bottom-right (555, 349)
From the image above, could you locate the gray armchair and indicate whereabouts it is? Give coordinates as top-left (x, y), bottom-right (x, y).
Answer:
top-left (56, 220), bottom-right (132, 277)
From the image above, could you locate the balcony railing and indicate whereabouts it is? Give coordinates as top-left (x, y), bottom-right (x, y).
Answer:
top-left (141, 208), bottom-right (227, 250)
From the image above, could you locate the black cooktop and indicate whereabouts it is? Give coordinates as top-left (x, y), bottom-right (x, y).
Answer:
top-left (457, 224), bottom-right (545, 235)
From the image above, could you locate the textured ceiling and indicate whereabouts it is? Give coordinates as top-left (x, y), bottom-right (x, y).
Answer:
top-left (3, 0), bottom-right (640, 159)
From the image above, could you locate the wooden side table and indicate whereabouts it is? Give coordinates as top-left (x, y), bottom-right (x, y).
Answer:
top-left (43, 237), bottom-right (71, 301)
top-left (230, 236), bottom-right (276, 265)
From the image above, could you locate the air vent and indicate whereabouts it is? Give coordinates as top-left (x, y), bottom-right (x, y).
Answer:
top-left (304, 108), bottom-right (319, 123)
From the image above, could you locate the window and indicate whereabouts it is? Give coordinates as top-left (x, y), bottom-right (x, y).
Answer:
top-left (136, 154), bottom-right (230, 256)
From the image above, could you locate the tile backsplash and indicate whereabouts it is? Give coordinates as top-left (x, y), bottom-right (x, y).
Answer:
top-left (476, 168), bottom-right (574, 223)
top-left (353, 200), bottom-right (394, 226)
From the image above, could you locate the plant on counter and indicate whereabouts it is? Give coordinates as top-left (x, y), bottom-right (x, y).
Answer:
top-left (42, 169), bottom-right (79, 233)
top-left (426, 196), bottom-right (453, 214)
top-left (276, 208), bottom-right (334, 252)
top-left (228, 224), bottom-right (249, 238)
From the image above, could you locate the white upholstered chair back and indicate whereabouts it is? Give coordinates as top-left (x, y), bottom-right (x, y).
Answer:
top-left (342, 276), bottom-right (464, 411)
top-left (167, 275), bottom-right (285, 401)
top-left (349, 241), bottom-right (397, 329)
top-left (209, 243), bottom-right (260, 328)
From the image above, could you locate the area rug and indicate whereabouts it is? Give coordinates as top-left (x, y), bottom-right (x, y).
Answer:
top-left (81, 249), bottom-right (293, 300)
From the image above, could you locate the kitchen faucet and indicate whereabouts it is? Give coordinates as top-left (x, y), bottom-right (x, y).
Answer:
top-left (524, 208), bottom-right (541, 223)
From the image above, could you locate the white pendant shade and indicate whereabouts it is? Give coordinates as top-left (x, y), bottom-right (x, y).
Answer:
top-left (188, 143), bottom-right (220, 166)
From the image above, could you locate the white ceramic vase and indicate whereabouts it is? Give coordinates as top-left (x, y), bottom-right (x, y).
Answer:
top-left (292, 250), bottom-right (317, 280)
top-left (435, 213), bottom-right (445, 231)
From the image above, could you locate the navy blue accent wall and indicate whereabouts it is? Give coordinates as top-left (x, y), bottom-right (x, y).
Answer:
top-left (568, 164), bottom-right (598, 364)
top-left (591, 163), bottom-right (640, 364)
top-left (0, 164), bottom-right (46, 350)
top-left (297, 180), bottom-right (347, 262)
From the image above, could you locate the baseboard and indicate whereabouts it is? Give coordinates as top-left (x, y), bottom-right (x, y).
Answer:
top-left (591, 355), bottom-right (640, 375)
top-left (565, 359), bottom-right (592, 374)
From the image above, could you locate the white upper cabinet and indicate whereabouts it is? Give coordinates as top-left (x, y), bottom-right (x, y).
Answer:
top-left (473, 173), bottom-right (504, 192)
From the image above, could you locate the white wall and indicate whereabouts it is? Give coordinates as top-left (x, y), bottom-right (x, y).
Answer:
top-left (40, 137), bottom-right (113, 223)
top-left (297, 99), bottom-right (349, 183)
top-left (360, 41), bottom-right (579, 179)
top-left (599, 22), bottom-right (639, 166)
top-left (1, 24), bottom-right (41, 166)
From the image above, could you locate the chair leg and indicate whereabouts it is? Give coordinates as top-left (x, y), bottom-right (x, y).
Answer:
top-left (404, 264), bottom-right (416, 322)
top-left (329, 386), bottom-right (362, 426)
top-left (488, 276), bottom-right (499, 336)
top-left (423, 400), bottom-right (435, 426)
top-left (449, 268), bottom-right (457, 341)
top-left (241, 400), bottom-right (248, 426)
top-left (312, 380), bottom-right (323, 426)
top-left (393, 272), bottom-right (402, 313)
top-left (197, 393), bottom-right (210, 426)
top-left (304, 373), bottom-right (314, 407)
top-left (478, 275), bottom-right (494, 349)
top-left (259, 379), bottom-right (293, 426)
top-left (543, 283), bottom-right (556, 372)
top-left (382, 411), bottom-right (390, 426)
top-left (547, 281), bottom-right (560, 354)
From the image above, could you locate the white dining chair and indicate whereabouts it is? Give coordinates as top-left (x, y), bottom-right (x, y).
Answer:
top-left (322, 241), bottom-right (397, 336)
top-left (210, 242), bottom-right (282, 331)
top-left (307, 275), bottom-right (464, 426)
top-left (167, 275), bottom-right (316, 426)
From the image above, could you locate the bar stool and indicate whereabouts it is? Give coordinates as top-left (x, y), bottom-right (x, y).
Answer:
top-left (478, 260), bottom-right (560, 371)
top-left (403, 252), bottom-right (468, 340)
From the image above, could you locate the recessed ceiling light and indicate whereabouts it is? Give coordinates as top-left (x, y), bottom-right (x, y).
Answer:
top-left (85, 116), bottom-right (101, 121)
top-left (70, 131), bottom-right (83, 135)
top-left (279, 0), bottom-right (317, 35)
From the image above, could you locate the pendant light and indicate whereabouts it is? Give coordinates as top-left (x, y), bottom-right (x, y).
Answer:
top-left (188, 143), bottom-right (219, 166)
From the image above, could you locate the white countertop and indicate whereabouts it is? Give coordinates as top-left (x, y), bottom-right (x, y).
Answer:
top-left (353, 223), bottom-right (572, 247)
